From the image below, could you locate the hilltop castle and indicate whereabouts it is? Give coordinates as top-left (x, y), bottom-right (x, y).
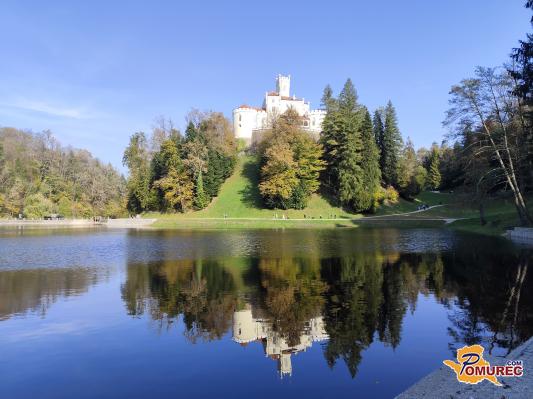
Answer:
top-left (233, 74), bottom-right (326, 144)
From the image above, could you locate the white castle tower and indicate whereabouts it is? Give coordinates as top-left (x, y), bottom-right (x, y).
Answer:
top-left (276, 74), bottom-right (290, 97)
top-left (233, 74), bottom-right (326, 145)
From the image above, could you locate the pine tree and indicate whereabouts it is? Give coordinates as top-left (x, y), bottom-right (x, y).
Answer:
top-left (427, 146), bottom-right (441, 190)
top-left (193, 171), bottom-right (209, 210)
top-left (381, 101), bottom-right (403, 187)
top-left (360, 108), bottom-right (382, 211)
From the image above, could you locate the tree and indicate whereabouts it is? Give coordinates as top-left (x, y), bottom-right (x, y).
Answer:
top-left (445, 67), bottom-right (532, 225)
top-left (509, 1), bottom-right (533, 188)
top-left (123, 132), bottom-right (155, 213)
top-left (154, 168), bottom-right (194, 212)
top-left (321, 80), bottom-right (385, 212)
top-left (397, 138), bottom-right (425, 199)
top-left (338, 115), bottom-right (364, 210)
top-left (0, 128), bottom-right (126, 218)
top-left (320, 110), bottom-right (345, 192)
top-left (373, 109), bottom-right (385, 153)
top-left (360, 108), bottom-right (382, 211)
top-left (321, 78), bottom-right (360, 196)
top-left (259, 140), bottom-right (298, 208)
top-left (193, 171), bottom-right (209, 210)
top-left (427, 145), bottom-right (441, 190)
top-left (338, 78), bottom-right (358, 113)
top-left (258, 109), bottom-right (324, 209)
top-left (321, 84), bottom-right (336, 111)
top-left (381, 101), bottom-right (403, 187)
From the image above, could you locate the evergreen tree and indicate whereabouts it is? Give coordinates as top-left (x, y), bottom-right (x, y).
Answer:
top-left (185, 121), bottom-right (200, 143)
top-left (320, 110), bottom-right (345, 192)
top-left (193, 171), bottom-right (209, 210)
top-left (373, 109), bottom-right (384, 153)
top-left (381, 101), bottom-right (403, 187)
top-left (321, 84), bottom-right (336, 111)
top-left (360, 108), bottom-right (382, 211)
top-left (338, 112), bottom-right (365, 210)
top-left (338, 78), bottom-right (358, 113)
top-left (321, 78), bottom-right (360, 195)
top-left (427, 146), bottom-right (441, 190)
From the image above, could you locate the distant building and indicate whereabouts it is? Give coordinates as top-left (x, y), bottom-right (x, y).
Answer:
top-left (233, 74), bottom-right (326, 145)
top-left (232, 305), bottom-right (328, 377)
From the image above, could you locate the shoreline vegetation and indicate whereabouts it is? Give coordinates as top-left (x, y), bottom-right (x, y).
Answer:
top-left (141, 155), bottom-right (528, 236)
top-left (1, 154), bottom-right (528, 236)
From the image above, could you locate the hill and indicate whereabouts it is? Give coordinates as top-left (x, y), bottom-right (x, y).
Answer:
top-left (150, 155), bottom-right (363, 228)
top-left (149, 155), bottom-right (530, 234)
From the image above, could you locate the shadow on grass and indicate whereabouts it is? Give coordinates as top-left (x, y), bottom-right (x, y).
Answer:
top-left (238, 157), bottom-right (264, 209)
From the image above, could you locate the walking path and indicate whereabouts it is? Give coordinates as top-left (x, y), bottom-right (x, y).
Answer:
top-left (0, 205), bottom-right (458, 228)
top-left (396, 337), bottom-right (533, 399)
top-left (162, 205), bottom-right (459, 223)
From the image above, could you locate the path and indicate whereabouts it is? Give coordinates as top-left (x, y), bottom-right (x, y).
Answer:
top-left (168, 205), bottom-right (457, 223)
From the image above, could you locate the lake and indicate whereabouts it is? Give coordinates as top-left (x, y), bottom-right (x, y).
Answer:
top-left (0, 227), bottom-right (531, 398)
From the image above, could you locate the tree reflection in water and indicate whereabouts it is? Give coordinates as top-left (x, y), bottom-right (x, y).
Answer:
top-left (120, 242), bottom-right (533, 377)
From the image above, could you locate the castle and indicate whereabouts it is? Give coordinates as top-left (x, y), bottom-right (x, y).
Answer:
top-left (233, 75), bottom-right (326, 144)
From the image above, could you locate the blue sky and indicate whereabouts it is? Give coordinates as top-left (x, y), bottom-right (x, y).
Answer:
top-left (0, 1), bottom-right (530, 172)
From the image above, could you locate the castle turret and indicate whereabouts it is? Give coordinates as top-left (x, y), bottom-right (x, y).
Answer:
top-left (276, 74), bottom-right (290, 97)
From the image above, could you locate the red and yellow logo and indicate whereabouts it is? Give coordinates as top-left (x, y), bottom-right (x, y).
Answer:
top-left (443, 344), bottom-right (523, 386)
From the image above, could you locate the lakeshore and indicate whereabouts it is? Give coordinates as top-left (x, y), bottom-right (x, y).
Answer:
top-left (396, 337), bottom-right (533, 399)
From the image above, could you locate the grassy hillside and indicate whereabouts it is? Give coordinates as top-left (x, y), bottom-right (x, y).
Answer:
top-left (150, 155), bottom-right (361, 228)
top-left (148, 154), bottom-right (529, 234)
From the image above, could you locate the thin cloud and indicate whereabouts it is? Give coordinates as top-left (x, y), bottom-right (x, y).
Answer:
top-left (0, 99), bottom-right (94, 119)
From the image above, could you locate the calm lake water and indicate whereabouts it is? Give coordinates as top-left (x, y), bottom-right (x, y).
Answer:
top-left (0, 227), bottom-right (532, 398)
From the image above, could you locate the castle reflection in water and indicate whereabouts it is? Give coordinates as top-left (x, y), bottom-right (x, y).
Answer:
top-left (233, 305), bottom-right (328, 377)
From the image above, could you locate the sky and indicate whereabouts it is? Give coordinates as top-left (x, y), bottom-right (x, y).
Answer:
top-left (0, 0), bottom-right (530, 173)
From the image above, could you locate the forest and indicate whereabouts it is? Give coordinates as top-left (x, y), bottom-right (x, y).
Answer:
top-left (0, 127), bottom-right (125, 218)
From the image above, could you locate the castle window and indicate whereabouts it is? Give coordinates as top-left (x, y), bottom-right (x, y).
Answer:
top-left (239, 115), bottom-right (242, 122)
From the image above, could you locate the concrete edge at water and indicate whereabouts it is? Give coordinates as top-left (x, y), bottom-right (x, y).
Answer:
top-left (395, 337), bottom-right (533, 399)
top-left (0, 218), bottom-right (157, 229)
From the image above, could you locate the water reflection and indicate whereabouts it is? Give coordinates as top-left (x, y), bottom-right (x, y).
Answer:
top-left (1, 227), bottom-right (532, 388)
top-left (0, 267), bottom-right (105, 320)
top-left (233, 306), bottom-right (328, 377)
top-left (120, 236), bottom-right (533, 378)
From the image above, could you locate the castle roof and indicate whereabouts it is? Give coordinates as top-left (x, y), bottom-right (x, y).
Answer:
top-left (237, 104), bottom-right (265, 111)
